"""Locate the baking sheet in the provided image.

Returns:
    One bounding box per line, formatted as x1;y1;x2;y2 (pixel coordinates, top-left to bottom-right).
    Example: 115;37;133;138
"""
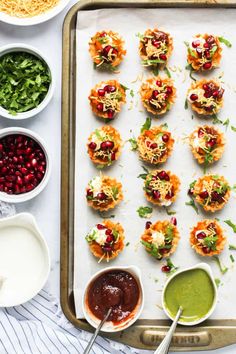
74;8;236;320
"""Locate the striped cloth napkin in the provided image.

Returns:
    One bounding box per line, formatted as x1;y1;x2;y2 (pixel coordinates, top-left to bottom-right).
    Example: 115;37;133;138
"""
0;202;146;354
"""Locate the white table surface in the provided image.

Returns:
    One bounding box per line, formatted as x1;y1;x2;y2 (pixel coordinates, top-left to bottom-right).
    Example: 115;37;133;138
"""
0;1;235;353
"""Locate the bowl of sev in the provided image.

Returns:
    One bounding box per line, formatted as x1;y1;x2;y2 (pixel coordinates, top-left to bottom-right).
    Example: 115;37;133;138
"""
0;0;71;26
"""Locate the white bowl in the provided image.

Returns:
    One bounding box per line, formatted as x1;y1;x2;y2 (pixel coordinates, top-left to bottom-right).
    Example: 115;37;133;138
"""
0;0;71;26
0;43;55;120
162;263;218;326
0;213;50;307
0;127;51;203
82;265;144;332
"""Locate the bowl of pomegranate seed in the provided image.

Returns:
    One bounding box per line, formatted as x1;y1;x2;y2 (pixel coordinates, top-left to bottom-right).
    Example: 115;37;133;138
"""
0;43;54;120
0;127;51;203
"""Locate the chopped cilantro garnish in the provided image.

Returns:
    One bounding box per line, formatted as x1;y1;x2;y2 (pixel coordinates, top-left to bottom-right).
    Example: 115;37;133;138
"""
214;278;221;287
0;52;51;114
224;219;236;233
126;242;130;247
120;84;129;91
161;123;168;129
212;114;223;125
141;117;152;133
128;137;138;151
185;199;199;214
231;184;236;193
164;207;176;216
137;206;153;218
213;256;228;274
229;244;236;251
231;125;236;132
164;67;171;78
142;59;165;66
130;89;134;98
152;67;159;76
141;240;162;259
218;36;232;48
230;254;235;263
223;118;230;130
184;99;188;110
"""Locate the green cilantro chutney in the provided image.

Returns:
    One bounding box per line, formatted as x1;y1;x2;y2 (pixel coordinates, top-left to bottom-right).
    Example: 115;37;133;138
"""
164;269;215;323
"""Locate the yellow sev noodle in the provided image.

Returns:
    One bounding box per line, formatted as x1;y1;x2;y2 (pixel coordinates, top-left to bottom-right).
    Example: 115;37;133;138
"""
0;0;60;18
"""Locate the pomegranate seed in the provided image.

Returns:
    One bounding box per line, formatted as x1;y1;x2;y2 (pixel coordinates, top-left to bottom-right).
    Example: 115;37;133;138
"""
206;138;216;148
21;167;28;175
36;172;43;180
202;247;210;254
0;144;3;152
38;165;45;173
165;190;174;199
145;221;152;229
161;265;171;273
152;39;160;48
166;86;172;95
197;232;206;239
150;143;158;149
106;235;114;243
207;36;215;44
1;167;7;174
199;190;209;199
217;89;224;99
86;189;93;197
102;45;112;56
16;176;23;186
152;190;161;200
190;93;198;101
97;103;103;111
103;245;112;253
6;175;16;182
203;42;210;48
105;229;112;235
97;224;106;230
98;89;105;96
158;171;170;181
24;174;34;184
204;91;212;98
152;90;159;99
192;40;200;48
5;182;13;188
14;185;20;194
205;50;211;59
111;152;116;161
26;184;34;192
170;217;177;226
203;84;209;91
198;128;205;137
97;192;106;200
159;54;167;61
211;191;223;202
107;109;114;119
203;62;212;70
0;177;4;183
156;80;162;87
162;134;169;143
212;90;219;98
89;142;97;150
100;32;107;37
31;158;37;168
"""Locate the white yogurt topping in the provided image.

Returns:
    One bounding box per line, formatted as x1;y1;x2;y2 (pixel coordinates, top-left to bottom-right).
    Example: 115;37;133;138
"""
90;226;107;245
152;231;165;247
90;176;102;196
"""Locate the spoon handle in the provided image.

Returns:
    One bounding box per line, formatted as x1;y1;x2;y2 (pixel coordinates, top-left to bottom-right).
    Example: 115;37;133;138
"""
154;307;182;354
83;308;112;354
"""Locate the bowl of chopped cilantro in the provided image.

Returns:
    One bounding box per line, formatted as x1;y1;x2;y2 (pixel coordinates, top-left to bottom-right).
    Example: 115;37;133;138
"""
0;43;54;119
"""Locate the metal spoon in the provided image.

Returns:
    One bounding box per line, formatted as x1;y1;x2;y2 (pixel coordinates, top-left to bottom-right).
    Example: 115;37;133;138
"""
154;307;182;354
83;308;112;354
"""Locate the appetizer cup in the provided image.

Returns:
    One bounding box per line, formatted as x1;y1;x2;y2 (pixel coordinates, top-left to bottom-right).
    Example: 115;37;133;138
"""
162;263;217;326
82;265;144;332
0;127;51;203
0;43;55;119
0;213;50;307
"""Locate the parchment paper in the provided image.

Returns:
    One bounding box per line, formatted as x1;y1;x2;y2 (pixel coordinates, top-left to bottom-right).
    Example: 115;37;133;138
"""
74;8;236;319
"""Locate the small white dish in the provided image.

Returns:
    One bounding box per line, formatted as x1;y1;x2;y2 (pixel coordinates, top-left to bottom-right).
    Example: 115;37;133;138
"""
0;0;71;26
0;127;51;203
0;43;55;120
0;213;50;307
162;263;218;326
82;265;144;332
